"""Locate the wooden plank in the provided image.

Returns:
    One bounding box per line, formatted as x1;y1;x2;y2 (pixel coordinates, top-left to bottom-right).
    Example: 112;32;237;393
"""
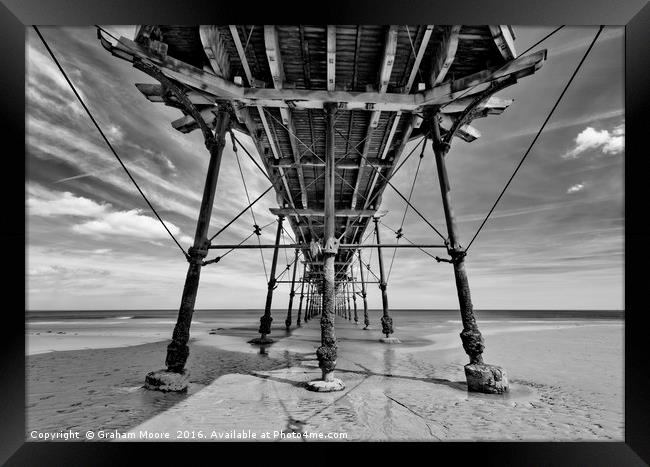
199;25;232;79
228;25;254;86
172;108;218;133
327;26;336;91
405;25;434;93
111;36;242;99
264;25;284;89
369;25;399;129
108;35;544;112
134;83;215;105
271;157;392;169
264;25;308;209
489;25;517;61
420;50;547;106
431;25;461;86
441;95;513;114
269;208;377;217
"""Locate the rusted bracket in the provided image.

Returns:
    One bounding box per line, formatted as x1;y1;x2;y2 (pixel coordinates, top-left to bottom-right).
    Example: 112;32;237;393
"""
443;76;517;146
435;247;467;265
132;58;232;150
323;237;340;254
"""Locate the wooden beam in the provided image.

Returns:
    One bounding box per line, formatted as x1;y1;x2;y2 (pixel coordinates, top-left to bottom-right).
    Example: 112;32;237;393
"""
265;25;308;209
264;25;284;89
135;83;216;105
421;50;547;106
228;25;254;86
361;25;432;217
270;157;392;169
327;25;336;91
369;25;398;129
199;25;232;79
441;95;513;114
489;25;517;61
363;113;417;210
172;108;218;133
269;208;377;217
405;25;434;93
378;26;398;93
107;33;543;113
431;25;461;86
379;24;433;160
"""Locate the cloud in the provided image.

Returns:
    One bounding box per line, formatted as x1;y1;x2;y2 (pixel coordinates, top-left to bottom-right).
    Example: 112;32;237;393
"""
27;185;109;217
28;184;192;244
563;124;624;159
567;182;585;194
72;209;184;241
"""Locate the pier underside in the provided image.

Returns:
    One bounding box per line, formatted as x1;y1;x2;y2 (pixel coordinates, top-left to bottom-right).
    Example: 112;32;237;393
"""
97;24;546;393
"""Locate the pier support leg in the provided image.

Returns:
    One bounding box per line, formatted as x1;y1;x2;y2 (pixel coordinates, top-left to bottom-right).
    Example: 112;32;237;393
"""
358;250;370;329
374;218;399;343
351;265;359;324
145;107;231;392
285;249;299;329
249;215;284;345
431;116;507;394
345;283;350;320
297;264;306;327
308;103;344;392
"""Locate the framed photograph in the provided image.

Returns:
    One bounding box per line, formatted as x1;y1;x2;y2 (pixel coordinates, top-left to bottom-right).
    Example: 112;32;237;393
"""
4;0;649;464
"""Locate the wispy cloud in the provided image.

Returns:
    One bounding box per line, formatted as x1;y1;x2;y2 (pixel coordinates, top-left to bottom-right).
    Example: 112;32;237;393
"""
28;183;193;246
563;124;624;159
566;182;585;194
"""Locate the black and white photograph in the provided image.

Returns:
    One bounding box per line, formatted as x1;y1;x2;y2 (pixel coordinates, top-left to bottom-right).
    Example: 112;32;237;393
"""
20;18;633;447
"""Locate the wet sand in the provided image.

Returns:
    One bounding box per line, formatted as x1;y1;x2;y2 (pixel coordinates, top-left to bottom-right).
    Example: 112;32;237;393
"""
26;311;624;441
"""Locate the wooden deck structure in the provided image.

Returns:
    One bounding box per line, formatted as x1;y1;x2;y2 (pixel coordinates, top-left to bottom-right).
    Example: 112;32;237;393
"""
98;24;546;393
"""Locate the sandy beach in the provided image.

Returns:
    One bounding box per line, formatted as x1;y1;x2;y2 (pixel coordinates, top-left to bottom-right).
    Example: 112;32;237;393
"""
26;310;624;441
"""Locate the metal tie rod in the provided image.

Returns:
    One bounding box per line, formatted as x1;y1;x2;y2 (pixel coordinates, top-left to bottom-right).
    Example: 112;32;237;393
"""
208;243;447;249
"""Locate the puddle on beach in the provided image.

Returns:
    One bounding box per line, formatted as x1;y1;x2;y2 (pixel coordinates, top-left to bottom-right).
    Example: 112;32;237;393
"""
463;382;539;404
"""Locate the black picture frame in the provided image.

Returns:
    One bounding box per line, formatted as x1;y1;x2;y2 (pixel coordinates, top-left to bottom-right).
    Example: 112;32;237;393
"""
3;0;649;464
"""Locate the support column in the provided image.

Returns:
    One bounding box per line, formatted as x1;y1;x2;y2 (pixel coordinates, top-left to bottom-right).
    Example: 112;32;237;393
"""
250;215;284;344
145;107;231;392
358;250;370;329
351;265;359;324
345;282;352;320
285;249;299;329
374;218;399;343
297;263;307;326
431;114;508;394
308;103;344;392
305;284;312;322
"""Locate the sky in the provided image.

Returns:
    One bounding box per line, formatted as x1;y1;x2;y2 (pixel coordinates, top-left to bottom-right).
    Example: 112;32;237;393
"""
26;26;624;311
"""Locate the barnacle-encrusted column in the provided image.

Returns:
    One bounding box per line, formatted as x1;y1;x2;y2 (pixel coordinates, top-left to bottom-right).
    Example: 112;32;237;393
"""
296;263;307;326
374;217;400;343
351;265;359;324
308;103;344;392
285;249;299;329
250;215;284;344
358;250;370;329
137;59;231;392
345;282;351;320
430;113;508;394
304;283;312;323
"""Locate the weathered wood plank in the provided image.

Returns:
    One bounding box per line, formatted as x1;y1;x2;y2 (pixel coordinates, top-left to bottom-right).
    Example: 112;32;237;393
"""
269;208;376;217
489;25;517;61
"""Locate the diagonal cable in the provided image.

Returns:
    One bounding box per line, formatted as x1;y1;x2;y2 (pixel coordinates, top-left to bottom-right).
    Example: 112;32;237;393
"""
465;26;604;252
35;25;189;259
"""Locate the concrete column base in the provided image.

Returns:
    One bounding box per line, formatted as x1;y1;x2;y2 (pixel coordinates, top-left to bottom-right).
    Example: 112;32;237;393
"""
248;335;274;345
464;363;509;394
306;378;345;392
144;369;189;392
379;337;401;344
